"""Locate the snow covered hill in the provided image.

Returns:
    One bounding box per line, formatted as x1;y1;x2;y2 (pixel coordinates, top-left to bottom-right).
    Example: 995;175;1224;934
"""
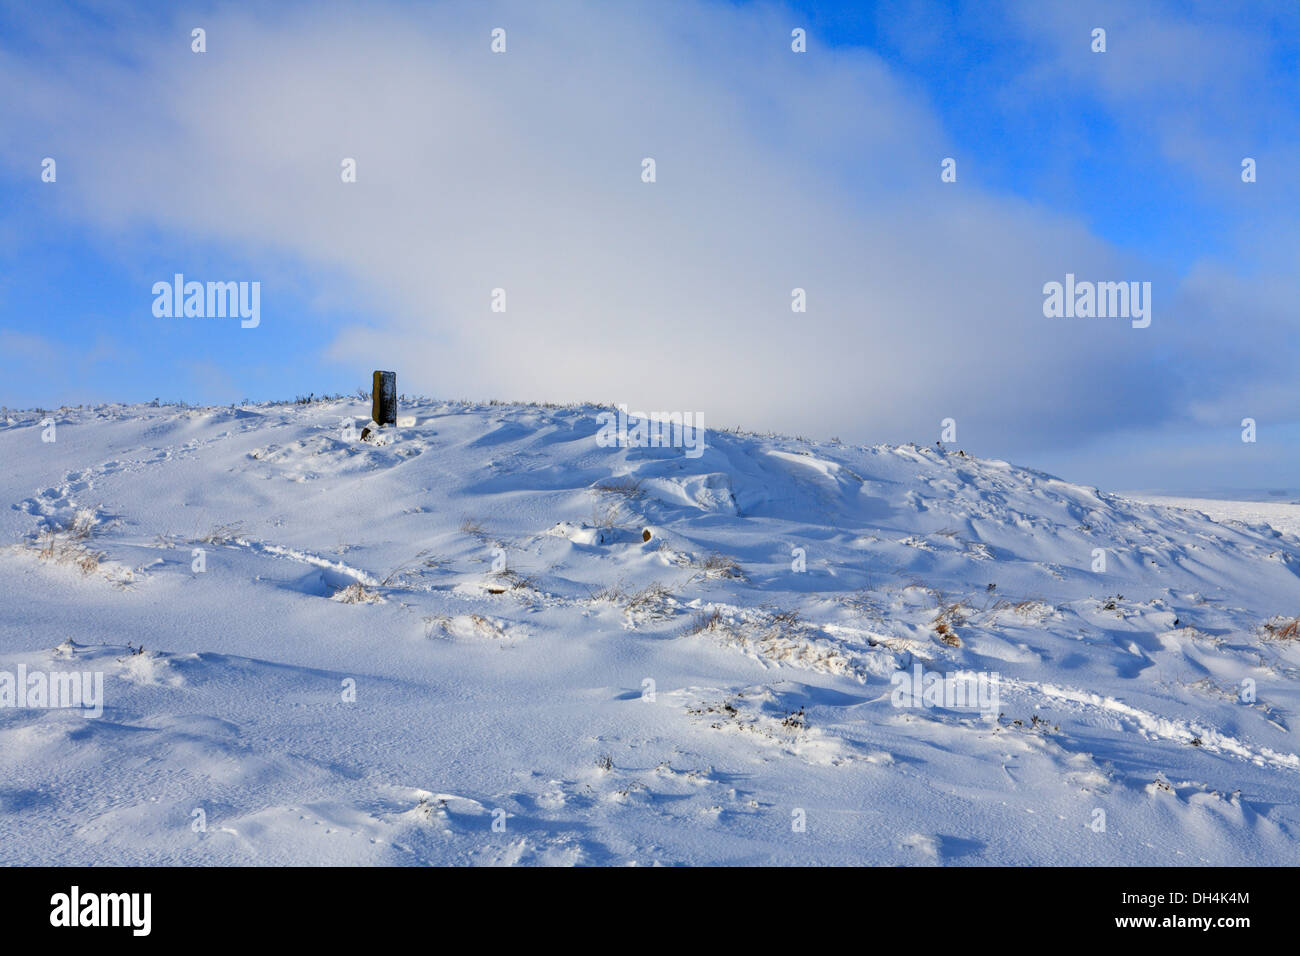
1;398;1298;865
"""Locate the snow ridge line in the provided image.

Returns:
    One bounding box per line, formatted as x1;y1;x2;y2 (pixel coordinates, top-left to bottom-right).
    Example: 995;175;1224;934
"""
227;538;381;587
1002;677;1300;772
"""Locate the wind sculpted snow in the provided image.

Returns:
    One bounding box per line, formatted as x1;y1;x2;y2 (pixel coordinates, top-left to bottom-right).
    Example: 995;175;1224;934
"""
1;399;1298;865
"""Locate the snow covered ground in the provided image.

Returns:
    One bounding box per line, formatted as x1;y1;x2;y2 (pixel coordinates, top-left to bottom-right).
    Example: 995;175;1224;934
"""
1;398;1298;865
1125;494;1300;540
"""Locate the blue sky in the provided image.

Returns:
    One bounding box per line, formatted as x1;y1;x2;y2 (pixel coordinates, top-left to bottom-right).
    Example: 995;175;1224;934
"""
1;0;1297;492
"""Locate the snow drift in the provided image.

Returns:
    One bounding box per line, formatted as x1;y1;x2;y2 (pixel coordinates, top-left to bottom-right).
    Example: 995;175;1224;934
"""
1;398;1298;865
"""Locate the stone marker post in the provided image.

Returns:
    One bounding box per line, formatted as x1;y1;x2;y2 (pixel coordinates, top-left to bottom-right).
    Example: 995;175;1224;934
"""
372;370;397;426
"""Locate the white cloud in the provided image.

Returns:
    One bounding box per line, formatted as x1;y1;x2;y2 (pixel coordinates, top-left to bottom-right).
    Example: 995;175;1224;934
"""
0;0;1293;470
